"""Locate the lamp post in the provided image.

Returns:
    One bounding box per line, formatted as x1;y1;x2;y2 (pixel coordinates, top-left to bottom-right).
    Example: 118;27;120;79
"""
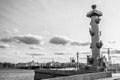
76;52;79;70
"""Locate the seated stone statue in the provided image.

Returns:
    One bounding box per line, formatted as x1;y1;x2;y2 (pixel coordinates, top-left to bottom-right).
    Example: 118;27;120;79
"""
97;57;106;72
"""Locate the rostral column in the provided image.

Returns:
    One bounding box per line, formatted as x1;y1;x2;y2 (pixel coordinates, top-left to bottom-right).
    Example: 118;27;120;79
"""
87;5;103;66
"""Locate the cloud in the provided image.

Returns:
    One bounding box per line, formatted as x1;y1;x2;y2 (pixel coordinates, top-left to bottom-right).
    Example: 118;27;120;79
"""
102;47;112;50
114;50;120;53
29;46;44;49
13;51;21;54
0;44;11;49
80;52;91;54
111;55;120;58
79;57;87;59
79;42;90;46
0;29;19;36
54;53;64;55
101;51;107;54
0;37;15;42
49;35;90;46
39;57;54;60
111;50;120;54
107;41;116;44
101;49;120;54
54;52;70;55
12;34;43;45
0;45;7;48
0;34;43;45
39;57;63;60
1;30;12;35
13;28;19;33
70;42;81;46
26;53;45;56
70;41;90;46
49;36;71;45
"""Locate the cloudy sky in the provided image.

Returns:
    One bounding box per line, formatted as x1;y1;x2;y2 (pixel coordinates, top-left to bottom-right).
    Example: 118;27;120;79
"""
0;0;120;63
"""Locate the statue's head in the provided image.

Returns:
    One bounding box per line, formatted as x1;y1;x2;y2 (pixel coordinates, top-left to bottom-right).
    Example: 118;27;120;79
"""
91;5;97;9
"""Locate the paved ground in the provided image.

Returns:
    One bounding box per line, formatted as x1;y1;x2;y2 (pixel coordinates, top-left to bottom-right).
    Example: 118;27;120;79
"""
95;73;120;80
112;73;120;77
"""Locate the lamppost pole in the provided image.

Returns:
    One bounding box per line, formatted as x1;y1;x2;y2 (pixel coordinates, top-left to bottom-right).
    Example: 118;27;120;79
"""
76;52;79;70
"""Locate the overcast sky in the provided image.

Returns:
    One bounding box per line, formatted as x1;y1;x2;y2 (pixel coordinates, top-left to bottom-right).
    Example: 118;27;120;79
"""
0;0;120;63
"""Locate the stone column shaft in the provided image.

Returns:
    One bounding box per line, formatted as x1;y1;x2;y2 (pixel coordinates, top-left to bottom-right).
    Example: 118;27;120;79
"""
87;5;103;66
91;16;100;58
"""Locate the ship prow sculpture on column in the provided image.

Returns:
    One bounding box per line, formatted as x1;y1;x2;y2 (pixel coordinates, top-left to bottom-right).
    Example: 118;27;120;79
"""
86;5;106;72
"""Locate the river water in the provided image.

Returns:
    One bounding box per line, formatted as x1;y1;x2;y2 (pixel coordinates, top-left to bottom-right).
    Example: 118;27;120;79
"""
1;69;119;80
0;69;34;80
